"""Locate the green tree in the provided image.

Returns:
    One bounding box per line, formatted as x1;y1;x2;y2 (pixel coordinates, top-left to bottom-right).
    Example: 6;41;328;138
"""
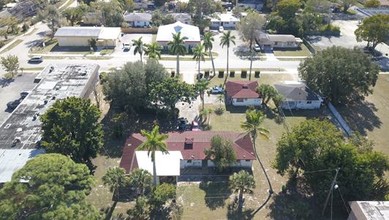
274;120;389;206
205;135;237;171
145;42;162;60
91;0;123;26
355;14;389;49
151;183;176;206
220;31;236;86
103;60;167;111
203;32;216;75
298;46;379;104
341;0;356;12
0;55;19;77
168;32;187;76
62;6;86;26
365;0;380;8
102;167;128;200
257;84;278;105
194;79;210;110
150;77;195;111
0;154;99;220
40;97;104;164
237;11;265;80
229;170;256;213
127;196;151;220
0;16;19;35
276;0;301;20
188;0;218;17
132;37;145;63
192;44;206;77
128;169;153;196
137;125;169;185
45;5;61;37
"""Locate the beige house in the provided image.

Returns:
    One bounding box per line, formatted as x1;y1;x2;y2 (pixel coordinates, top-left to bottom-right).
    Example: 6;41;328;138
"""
257;33;303;50
54;27;121;48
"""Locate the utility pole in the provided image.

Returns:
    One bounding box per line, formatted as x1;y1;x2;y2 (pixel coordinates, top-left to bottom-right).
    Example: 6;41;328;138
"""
322;168;340;216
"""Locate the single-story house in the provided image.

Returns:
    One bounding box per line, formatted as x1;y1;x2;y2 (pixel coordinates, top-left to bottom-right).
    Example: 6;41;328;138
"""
210;13;240;29
274;82;323;110
123;12;152;27
171;13;192;24
119;131;256;181
54;27;121;48
348;201;389;220
225;81;262;106
156;21;200;51
257;33;303;50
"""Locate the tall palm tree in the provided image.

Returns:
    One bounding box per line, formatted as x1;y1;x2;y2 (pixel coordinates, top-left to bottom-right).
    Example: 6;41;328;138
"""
240;109;273;195
102;167;128;201
168;32;187;76
220;31;236;87
145;42;162;60
137;125;169;186
229;170;256;213
128;168;153;196
203;32;216;75
192;44;206;77
194;79;210;110
132;37;145;63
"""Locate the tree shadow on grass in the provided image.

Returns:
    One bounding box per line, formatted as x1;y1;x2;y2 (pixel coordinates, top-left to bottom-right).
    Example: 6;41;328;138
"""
227;197;254;220
0;77;14;88
199;181;232;210
338;100;382;135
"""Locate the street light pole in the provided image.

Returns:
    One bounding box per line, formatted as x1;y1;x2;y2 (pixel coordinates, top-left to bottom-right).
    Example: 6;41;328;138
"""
322;167;340;216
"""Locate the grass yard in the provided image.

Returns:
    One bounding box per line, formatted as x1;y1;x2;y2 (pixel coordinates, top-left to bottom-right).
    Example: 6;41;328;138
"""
207;73;299;88
337;74;389;155
273;44;311;57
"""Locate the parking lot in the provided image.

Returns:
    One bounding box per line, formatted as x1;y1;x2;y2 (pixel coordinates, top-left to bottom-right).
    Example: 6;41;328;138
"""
0;74;37;125
113;34;154;56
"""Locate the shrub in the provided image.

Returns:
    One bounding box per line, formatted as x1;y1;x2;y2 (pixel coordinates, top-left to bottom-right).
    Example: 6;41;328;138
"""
319;24;340;36
365;0;380;8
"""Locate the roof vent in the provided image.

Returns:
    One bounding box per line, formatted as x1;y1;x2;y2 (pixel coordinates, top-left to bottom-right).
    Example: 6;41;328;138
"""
184;137;194;149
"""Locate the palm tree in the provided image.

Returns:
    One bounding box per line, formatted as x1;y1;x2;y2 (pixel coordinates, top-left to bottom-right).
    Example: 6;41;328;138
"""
145;42;162;60
240;109;273;195
132;37;145;63
168;32;187;76
220;31;236;87
229;170;256;213
194;79;210;110
192;44;206;77
203;32;216;75
102;167;128;200
137;125;169;186
128;169;153;196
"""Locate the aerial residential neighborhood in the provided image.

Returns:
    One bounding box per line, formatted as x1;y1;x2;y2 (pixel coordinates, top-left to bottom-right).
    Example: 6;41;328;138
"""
1;0;389;219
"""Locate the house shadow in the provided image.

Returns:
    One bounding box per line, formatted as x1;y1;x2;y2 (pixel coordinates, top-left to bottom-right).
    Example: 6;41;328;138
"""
337;100;381;135
199;180;231;210
0;77;14;88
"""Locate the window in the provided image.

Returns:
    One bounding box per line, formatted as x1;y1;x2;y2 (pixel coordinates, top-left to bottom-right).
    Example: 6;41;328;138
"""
245;160;250;162
187;160;192;163
307;101;312;104
237;98;244;102
274;42;278;45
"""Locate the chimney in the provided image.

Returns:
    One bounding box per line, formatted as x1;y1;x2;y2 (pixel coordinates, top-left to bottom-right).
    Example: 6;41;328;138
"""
184;137;194;149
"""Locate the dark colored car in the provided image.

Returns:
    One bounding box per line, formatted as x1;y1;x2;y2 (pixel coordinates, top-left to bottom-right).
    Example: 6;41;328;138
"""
177;117;189;131
20;91;29;99
7;99;21;110
28;56;43;63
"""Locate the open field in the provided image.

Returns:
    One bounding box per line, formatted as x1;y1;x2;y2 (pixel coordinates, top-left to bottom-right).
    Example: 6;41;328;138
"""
337;74;389;155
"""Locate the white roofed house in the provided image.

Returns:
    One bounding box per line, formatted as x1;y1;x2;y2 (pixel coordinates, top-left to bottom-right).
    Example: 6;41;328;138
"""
123;12;152;27
156;21;200;52
274;82;323;110
54;27;121;48
210;13;240;30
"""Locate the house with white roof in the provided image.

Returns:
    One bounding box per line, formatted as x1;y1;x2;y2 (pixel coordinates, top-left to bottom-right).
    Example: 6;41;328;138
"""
123;12;152;27
156;21;200;51
54;27;121;48
210;13;240;29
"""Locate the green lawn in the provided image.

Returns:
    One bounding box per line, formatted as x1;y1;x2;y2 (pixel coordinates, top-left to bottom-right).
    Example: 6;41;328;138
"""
273;44;311;57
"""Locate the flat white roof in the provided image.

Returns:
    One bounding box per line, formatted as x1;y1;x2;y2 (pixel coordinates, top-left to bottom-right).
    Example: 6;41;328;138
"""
156;21;200;43
135;151;182;176
98;27;121;40
350;201;389;220
0;149;45;183
211;13;240;23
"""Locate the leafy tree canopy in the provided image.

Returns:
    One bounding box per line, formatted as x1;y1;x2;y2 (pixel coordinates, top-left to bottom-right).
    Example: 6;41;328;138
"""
277;0;301;20
0;55;19;77
237;11;265;46
274;119;389;204
205;135;237;171
40;97;103;164
355;14;389;49
0;154;99;220
298;46;379;104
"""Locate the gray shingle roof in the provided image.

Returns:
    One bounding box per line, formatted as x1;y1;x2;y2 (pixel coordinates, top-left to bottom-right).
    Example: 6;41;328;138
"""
123;12;152;22
274;83;320;101
54;27;101;37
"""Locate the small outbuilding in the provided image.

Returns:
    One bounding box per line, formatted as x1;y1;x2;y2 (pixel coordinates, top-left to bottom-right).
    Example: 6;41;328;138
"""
156;21;200;51
225;81;262;106
274;82;323;110
54;27;121;48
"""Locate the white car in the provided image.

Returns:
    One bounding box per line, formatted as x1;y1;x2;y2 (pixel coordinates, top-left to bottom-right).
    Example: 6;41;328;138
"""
253;44;261;52
123;43;131;51
219;26;224;32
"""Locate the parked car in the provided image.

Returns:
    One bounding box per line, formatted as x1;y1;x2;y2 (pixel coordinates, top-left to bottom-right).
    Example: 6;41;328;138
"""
28;56;43;63
191;121;200;131
123;43;131;51
219;26;224;32
253;44;261;52
20;91;29;99
210;86;224;94
177;117;189;131
7;99;21;110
